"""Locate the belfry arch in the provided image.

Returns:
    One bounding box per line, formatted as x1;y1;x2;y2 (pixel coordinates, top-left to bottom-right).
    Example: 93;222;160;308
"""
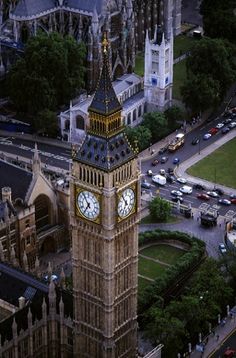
34;194;53;231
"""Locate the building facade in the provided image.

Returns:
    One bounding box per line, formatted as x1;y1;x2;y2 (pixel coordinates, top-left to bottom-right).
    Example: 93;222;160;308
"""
144;26;173;111
0;147;70;271
59;73;146;143
70;34;140;357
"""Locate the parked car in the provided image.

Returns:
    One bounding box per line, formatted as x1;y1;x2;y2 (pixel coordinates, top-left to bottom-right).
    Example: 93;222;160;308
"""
203;133;212;140
194;183;205;190
147;169;153;176
197;193;210;200
179;185;193;194
171;190;183;197
214;187;224;196
177;177;187;184
166;175;175;183
152;159;159;166
218;198;231;206
171;196;183;203
160;156;168;163
219;243;227;254
207;191;219;198
141;180;151;189
209;127;218;135
222;126;230;134
216;122;224;129
173;157;180;164
230;193;236;199
191;137;200;145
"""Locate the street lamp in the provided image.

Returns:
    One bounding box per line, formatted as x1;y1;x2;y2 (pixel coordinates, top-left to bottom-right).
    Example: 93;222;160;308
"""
198;138;201;155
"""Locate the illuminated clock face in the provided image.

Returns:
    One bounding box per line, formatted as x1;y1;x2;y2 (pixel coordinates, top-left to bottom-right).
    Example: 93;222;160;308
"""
117;188;135;218
77;191;100;220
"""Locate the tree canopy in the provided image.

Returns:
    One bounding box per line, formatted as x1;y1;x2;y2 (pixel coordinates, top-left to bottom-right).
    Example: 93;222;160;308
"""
181;38;236;113
7;32;86;114
125;126;152;152
200;0;236;44
148;197;172;222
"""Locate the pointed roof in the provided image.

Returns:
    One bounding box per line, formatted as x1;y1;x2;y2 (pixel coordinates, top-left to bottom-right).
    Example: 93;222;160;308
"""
88;33;122;116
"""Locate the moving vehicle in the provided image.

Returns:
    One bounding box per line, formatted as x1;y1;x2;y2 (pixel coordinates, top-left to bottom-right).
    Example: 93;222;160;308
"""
168;133;185;152
166;175;175;183
167;167;174;175
203;133;212;140
173;157;180;164
152;159;159;166
209;127;218;135
231;198;236;204
152;174;166;186
207;191;219;198
222;126;230;134
218;198;231;206
216;123;224;129
171;190;183;197
177;177;187;184
191;137;200;145
228;122;236;129
171;196;183;203
197;193;210;200
219;243;227;254
214;188;224;195
180;185;193;194
159;169;166;175
141;180;151;189
158;146;168;154
147;169;153;176
194;183;205;190
160;156;168;163
223;348;236;358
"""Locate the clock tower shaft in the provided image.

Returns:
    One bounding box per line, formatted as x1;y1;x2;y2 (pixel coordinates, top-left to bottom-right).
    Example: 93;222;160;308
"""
71;34;140;357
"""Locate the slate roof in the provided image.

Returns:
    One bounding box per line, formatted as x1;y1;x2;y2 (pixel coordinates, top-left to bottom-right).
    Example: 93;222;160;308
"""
12;0;103;18
0;160;32;202
75;131;136;171
88;47;122;116
0;262;73;343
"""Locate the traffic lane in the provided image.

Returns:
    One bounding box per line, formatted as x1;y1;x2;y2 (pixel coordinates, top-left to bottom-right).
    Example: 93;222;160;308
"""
0;142;70;171
211;327;236;358
0;135;71;157
141;175;235;217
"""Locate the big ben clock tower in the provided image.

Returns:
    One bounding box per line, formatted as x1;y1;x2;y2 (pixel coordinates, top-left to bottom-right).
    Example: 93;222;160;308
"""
71;33;140;357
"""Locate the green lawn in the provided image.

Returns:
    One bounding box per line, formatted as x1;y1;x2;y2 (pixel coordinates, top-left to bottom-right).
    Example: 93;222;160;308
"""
138;256;166;279
140;244;185;265
138;276;151;293
134;52;144;76
187;137;236;189
174;35;196;59
173;59;187;100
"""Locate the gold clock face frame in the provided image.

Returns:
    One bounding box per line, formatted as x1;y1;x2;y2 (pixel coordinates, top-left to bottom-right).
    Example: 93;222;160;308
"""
75;187;100;223
117;186;136;221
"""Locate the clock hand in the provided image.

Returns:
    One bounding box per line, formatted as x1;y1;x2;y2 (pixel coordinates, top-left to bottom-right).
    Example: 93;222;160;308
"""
122;194;128;206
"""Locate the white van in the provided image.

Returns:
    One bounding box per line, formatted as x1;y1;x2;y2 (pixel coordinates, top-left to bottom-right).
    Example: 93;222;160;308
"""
152;174;166;186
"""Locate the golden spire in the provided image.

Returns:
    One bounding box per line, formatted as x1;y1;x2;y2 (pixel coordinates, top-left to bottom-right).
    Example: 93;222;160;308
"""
102;31;108;54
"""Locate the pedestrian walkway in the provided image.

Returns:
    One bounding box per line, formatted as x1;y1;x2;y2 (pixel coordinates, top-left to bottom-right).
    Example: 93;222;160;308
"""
191;309;236;357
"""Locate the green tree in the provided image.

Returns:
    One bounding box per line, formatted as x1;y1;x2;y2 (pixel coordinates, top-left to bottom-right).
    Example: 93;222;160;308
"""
142;111;168;142
148;197;171;222
200;0;236;44
125;126;152;151
164;105;184;126
34;109;59;138
7;32;86;114
181;74;220;113
144;307;186;357
181;38;236;112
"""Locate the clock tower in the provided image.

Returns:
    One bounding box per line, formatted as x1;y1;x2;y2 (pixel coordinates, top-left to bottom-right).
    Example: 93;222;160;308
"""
71;33;140;357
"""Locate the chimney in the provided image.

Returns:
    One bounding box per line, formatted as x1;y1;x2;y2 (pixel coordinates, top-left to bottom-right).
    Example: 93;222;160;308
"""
18;296;26;309
2;187;12;203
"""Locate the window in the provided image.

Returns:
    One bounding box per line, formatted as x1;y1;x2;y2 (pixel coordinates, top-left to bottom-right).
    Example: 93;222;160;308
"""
76;116;85;130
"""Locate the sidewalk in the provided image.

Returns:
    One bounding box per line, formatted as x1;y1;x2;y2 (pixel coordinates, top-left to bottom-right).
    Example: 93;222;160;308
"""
191;310;236;357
